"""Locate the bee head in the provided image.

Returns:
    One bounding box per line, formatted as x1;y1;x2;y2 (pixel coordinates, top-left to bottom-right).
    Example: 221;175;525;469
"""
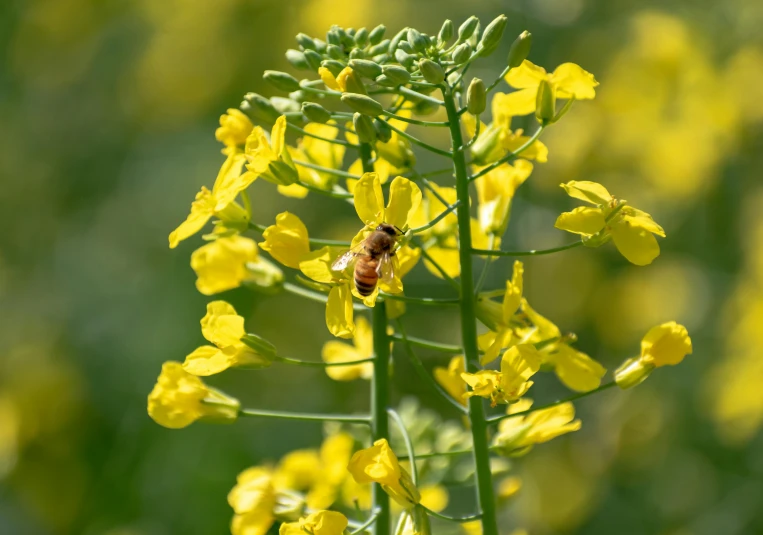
376;223;400;236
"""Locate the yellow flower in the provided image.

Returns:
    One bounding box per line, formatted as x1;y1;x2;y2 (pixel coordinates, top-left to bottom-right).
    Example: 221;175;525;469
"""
274;449;322;491
228;467;283;535
147;361;239;429
182;301;271;376
392;484;449;514
307;432;356;509
492;399;582;456
347;438;420;508
615;322;692;389
168;151;252;248
504;60;598;116
215;108;254;148
246;115;299;186
321;316;375;381
190;235;260;295
354;172;421;229
474;160;534;235
279;511;348;535
462;344;542;406
283;122;347;199
434;356;467;406
479;261;524;365
260;212;311;269
555;180;666;266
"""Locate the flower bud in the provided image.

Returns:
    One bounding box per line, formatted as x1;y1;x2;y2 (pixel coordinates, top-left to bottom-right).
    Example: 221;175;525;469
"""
458;16;480;42
326;44;343;60
418;59;445;84
296;33;316;51
303;49;323;71
467;78;486;115
320;60;344;76
285;49;310;70
374;118;392;143
263;70;301;92
412;99;440;116
614;357;655;389
312;38;327;53
354;27;369;47
508;31;532;69
244;257;284;294
407;28;428;53
353;112;377;144
452;43;472;65
382;65;411;85
535;79;556;125
478;14;507;57
395;49;415;68
388;27;409;54
469;124;503;165
301;102;331;124
341;93;384;116
349;48;364;60
326;28;342;46
270;97;300;115
369;24;386;45
240;333;278;363
374;74;394;87
438;19;454;46
349;59;383;79
368;41;389;57
475;295;506;332
398;41;413;54
337;67;367;94
242;93;280;125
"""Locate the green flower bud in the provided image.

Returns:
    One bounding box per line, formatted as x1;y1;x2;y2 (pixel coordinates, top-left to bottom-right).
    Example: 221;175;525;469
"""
407;28;428;53
412;99;440;116
535;79;556;124
418;59;445;84
388;27;409;54
270;97;300;115
303;49;323;71
614;357;655;389
285;49;309;70
458;16;480;42
368;41;389;57
508;30;532;69
349;48;364;60
302;102;332;123
369;24;386;45
240;333;278;365
374;74;394;87
320;60;344;76
374;118;392;143
349;59;383;79
470;124;503;165
326;44;344;60
395;49;415;68
438;19;454;46
341;93;384;116
478;14;507;57
263;70;301;92
353;112;377;144
296;33;316;51
242;93;280;124
452;42;472;65
398;40;413;54
313;38;327;53
354;27;369;47
382;65;411;85
326;28;342;46
467;78;487;115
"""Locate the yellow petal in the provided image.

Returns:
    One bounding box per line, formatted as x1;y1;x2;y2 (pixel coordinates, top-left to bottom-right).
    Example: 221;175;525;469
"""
560;181;613;205
319;67;340;90
641;321;692;367
182;345;232;376
500;344;542;397
299;246;345;284
482;328;515;366
260;212;311;269
505;60;547;89
622;207;666;237
212;152;250;211
270;116;288;156
322;341;371;381
423;245;461;279
201;300;245;347
433;356;467;405
354;172;385;225
384;176;422;230
277;183;309;198
169;187;215;248
326;284;355;338
555;207;606;235
547;344;606;392
550;63;598;100
493;87;537;116
611;220;661;266
191;235;259;296
503;260;524;321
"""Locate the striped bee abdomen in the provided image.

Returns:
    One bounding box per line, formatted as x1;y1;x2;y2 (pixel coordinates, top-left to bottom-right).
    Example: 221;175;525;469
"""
354;255;379;296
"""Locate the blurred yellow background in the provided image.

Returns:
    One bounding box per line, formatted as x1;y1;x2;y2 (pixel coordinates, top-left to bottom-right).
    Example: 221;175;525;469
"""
2;0;763;533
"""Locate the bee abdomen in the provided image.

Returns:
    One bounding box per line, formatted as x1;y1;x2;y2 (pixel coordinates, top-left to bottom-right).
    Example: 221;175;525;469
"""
354;257;379;296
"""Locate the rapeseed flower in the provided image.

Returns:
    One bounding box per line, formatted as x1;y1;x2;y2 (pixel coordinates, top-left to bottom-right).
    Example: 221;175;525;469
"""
216;109;254;149
245;115;299;186
434;356;467;406
191;235;260;295
461;344;542;406
320;316;375;380
347;438;420;508
492;399;581;456
504;60;598;116
279;511;348;535
615;321;692;388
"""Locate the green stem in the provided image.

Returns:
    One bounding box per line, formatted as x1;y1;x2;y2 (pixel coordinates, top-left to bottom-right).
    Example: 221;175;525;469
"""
486;65;511;93
474;233;496;293
398;86;444;106
287;122;357;148
443;84;498;535
273;355;375;368
468;126;545;183
414;167;453;179
293;159;361;179
472;241;583;256
382;119;453;158
296;180;354;199
389;333;462;354
422;507;482;523
381;110;449;127
388;408;418;485
409;201;460;234
397;448;473;460
282;282;365;311
487;381;617;424
350;512;380;535
380;293;460;306
238;408;370;424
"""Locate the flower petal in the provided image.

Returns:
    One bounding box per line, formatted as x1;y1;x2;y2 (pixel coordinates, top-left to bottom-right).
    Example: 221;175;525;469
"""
555;207;606;235
547;344;606;392
622;207;666;237
182;345;232;376
505;60;547;89
551;63;598;100
212;152;250;211
641;321;692;367
201;300;245;347
326;284;355;338
354;173;385;225
299;246;344;284
384;177;422;230
493;87;537;117
560;181;613;205
168;187;215;249
611;220;661;266
260;212;311;269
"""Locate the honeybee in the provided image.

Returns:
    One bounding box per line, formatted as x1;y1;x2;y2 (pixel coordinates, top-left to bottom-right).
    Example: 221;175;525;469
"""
332;223;401;296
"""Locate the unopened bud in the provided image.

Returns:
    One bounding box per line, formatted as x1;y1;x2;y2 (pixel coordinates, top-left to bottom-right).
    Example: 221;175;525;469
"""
353;113;377;144
295;33;316;51
285;49;309;70
615;357;655;389
354;27;369;47
395;49;415;68
349;48;364;60
467;78;487;115
508;31;532;69
341;93;384;116
263;70;301;92
535;79;556;124
382;65;411;85
239;333;277;366
388;27;409;54
407;28;428;53
303;49;323;71
326;44;344;60
369;24;386;45
418;59;445;84
452;43;472;65
244;258;284;295
320;60;344;76
438;19;454;46
326;28;342;46
478;14;507;57
368;41;389;57
242;93;280;124
458;16;480;42
302;102;332;123
349;59;383;79
374;118;392;143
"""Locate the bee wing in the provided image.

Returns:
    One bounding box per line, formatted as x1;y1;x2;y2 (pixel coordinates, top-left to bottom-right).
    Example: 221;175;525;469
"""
331;241;366;272
377;252;396;283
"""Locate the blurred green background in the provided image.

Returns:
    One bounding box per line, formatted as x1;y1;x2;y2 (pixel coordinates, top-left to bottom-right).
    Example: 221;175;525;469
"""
2;0;763;534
